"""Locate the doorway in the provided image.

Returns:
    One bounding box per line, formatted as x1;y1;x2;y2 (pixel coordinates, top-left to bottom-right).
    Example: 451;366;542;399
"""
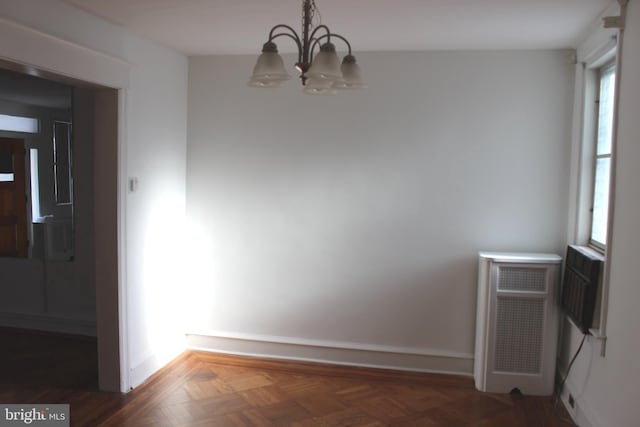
0;65;121;392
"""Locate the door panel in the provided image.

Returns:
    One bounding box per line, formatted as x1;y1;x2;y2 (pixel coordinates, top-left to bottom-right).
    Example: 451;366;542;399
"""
0;138;28;257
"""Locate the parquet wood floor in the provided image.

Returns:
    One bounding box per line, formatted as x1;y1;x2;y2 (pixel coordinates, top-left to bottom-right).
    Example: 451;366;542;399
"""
0;328;575;426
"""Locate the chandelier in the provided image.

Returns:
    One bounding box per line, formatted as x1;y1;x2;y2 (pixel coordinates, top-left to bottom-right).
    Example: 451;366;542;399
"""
248;0;366;94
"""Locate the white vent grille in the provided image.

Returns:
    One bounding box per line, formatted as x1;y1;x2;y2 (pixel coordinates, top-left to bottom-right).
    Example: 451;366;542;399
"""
498;267;546;292
494;297;544;374
475;252;560;395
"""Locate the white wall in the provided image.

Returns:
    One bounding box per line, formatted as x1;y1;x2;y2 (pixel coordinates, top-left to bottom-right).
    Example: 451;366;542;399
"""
186;50;575;372
561;1;640;426
0;0;189;390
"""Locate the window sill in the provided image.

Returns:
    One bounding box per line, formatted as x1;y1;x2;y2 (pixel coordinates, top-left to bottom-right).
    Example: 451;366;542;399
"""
586;242;606;256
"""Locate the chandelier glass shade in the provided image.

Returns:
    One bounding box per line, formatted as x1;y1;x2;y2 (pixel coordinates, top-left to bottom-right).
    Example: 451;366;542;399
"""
248;0;365;94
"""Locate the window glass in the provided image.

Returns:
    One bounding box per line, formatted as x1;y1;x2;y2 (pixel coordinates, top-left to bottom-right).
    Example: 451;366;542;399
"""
0;114;39;134
596;67;615;156
591;158;610;246
590;65;616;248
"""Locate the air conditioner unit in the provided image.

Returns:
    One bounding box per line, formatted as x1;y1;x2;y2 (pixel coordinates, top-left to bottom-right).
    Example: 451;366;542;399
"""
474;252;562;396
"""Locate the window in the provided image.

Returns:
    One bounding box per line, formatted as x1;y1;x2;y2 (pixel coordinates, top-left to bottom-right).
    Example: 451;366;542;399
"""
0;114;39;182
589;64;616;249
0;113;39;134
30;148;41;220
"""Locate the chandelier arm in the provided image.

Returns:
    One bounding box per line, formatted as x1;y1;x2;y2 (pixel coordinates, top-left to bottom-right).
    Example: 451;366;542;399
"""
308;24;332;46
270;32;304;62
309;38;321;60
268;24;302;45
326;33;352;55
309;33;352;60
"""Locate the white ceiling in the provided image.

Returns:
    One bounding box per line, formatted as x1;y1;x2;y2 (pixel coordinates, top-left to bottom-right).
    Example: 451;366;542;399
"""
63;0;612;55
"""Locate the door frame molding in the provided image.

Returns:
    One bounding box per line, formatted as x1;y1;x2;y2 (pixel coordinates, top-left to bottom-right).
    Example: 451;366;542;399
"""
0;17;131;392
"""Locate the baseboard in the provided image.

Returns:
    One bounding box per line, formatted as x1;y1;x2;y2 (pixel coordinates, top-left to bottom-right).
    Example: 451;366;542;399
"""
129;346;185;390
558;369;603;427
129;353;161;390
186;331;474;376
0;311;96;336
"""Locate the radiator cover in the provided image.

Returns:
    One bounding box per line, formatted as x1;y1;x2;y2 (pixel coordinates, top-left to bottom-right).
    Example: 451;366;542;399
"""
474;252;562;396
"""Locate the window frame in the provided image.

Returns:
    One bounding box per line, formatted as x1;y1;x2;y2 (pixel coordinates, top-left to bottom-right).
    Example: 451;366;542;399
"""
52;120;73;206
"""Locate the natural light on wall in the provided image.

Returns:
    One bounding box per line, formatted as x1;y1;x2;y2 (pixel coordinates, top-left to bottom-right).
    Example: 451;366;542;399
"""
0;113;39;134
142;190;188;363
183;218;216;330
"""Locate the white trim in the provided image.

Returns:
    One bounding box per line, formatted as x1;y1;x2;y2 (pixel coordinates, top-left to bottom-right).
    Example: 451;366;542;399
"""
192;330;474;359
598;0;627;359
0;17;130;88
566;61;586;245
186;331;474;376
558;367;604;427
0;16;131;393
582;37;618;68
117;88;130;392
129;353;160;389
129;346;185;389
0;311;96;336
576;2;620;64
128;353;164;389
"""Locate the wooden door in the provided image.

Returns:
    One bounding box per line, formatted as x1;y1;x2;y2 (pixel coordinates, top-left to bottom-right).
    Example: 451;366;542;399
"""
0;138;28;257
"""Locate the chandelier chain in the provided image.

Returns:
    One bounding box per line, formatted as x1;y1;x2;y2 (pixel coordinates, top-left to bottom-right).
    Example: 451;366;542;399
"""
311;0;322;27
301;0;322;40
